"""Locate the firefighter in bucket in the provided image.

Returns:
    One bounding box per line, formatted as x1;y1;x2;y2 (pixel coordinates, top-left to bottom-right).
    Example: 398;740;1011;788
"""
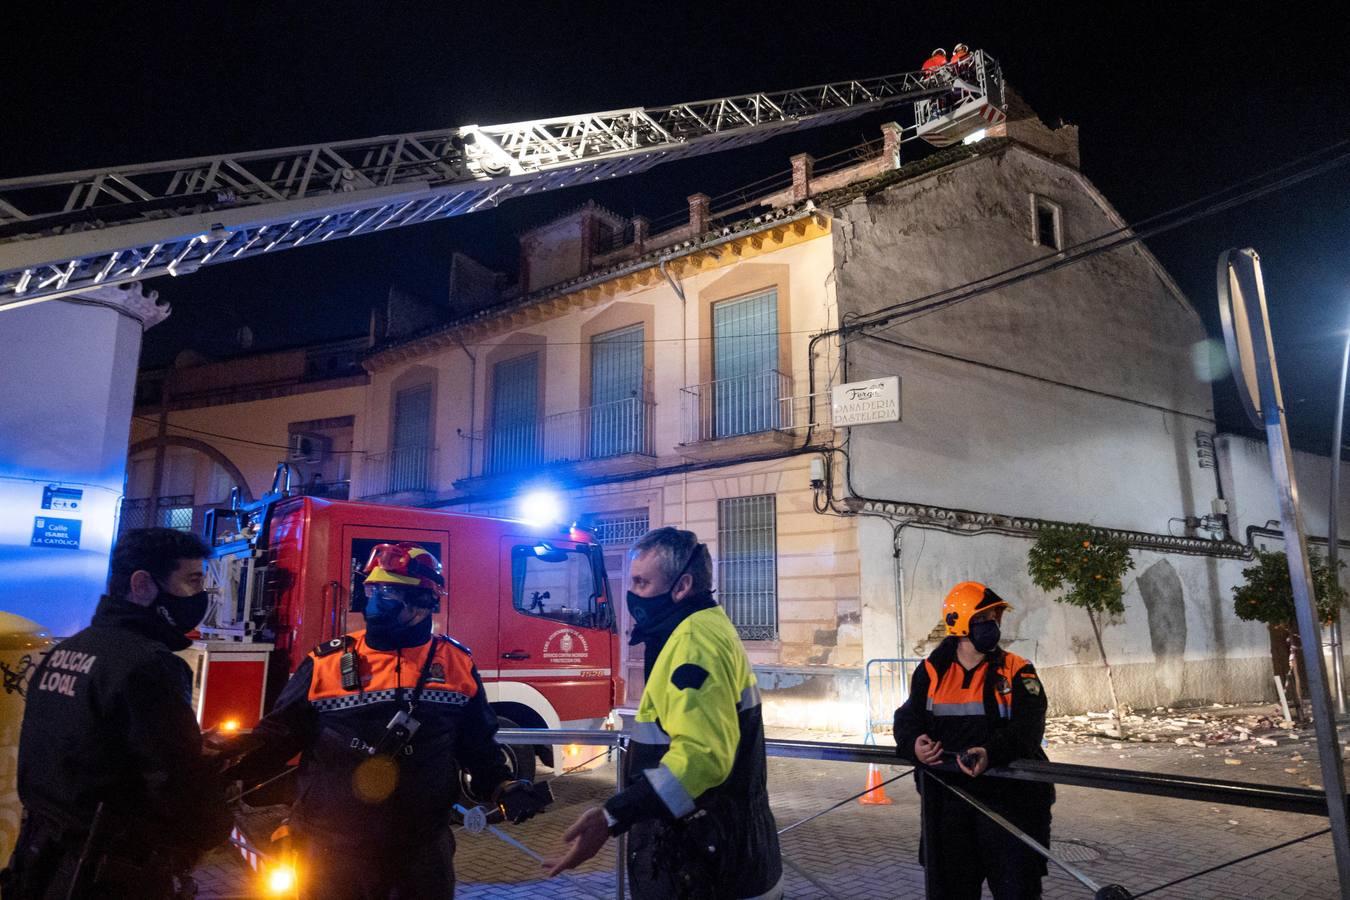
222;543;550;898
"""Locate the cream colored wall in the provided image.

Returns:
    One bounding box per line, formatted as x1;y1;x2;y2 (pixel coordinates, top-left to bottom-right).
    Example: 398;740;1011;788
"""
130;384;365;499
358;225;838;499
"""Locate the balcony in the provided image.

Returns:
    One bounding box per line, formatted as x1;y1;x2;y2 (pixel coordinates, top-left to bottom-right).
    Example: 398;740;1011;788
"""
477;396;655;478
358;446;437;499
679;370;797;459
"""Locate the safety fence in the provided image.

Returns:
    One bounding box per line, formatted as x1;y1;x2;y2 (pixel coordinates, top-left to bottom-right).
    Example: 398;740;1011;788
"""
480;728;1344;900
222;728;1343;899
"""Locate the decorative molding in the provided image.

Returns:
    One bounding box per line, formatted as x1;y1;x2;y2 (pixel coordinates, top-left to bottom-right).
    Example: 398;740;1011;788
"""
73;281;171;329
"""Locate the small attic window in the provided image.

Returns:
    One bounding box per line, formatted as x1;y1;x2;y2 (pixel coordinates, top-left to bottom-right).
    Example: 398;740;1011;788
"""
1032;195;1062;250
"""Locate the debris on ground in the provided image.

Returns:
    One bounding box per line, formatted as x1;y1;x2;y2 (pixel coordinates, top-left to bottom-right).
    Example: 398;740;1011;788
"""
1045;702;1347;752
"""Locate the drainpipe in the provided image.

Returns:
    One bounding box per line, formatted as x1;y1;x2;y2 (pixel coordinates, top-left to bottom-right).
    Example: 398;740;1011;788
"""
660;257;690;526
453;333;477;478
892;520;909;664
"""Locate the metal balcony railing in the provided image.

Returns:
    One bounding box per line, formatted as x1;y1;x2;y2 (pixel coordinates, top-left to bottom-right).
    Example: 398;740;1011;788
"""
359;446;436;497
483;396;654;476
681;370;792;444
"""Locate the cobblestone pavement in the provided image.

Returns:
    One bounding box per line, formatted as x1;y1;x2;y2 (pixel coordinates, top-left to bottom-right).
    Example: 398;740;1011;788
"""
196;714;1346;898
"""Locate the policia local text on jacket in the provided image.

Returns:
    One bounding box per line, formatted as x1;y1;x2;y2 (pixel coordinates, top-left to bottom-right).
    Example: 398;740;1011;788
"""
894;596;1055;899
227;624;512;898
604;591;783;900
2;596;230;899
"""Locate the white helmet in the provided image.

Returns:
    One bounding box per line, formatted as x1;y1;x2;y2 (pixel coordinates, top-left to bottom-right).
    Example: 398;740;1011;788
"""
954;43;969;53
932;48;946;57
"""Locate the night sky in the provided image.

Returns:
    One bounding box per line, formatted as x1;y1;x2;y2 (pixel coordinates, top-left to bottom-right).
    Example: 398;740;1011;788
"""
7;3;1350;451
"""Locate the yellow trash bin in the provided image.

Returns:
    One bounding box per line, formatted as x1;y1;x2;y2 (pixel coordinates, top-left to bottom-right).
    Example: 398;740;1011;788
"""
0;612;52;867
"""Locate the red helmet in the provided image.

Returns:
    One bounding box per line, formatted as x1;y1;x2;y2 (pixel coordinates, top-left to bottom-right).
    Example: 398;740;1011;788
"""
363;543;445;597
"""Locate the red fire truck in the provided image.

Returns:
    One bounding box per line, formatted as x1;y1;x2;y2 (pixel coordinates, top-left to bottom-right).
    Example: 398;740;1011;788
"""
184;479;622;781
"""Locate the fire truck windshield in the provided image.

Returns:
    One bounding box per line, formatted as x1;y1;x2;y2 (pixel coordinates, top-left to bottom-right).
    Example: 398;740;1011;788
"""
511;544;600;629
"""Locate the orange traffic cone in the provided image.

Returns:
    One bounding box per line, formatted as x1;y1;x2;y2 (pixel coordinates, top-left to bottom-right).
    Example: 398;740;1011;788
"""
858;762;893;805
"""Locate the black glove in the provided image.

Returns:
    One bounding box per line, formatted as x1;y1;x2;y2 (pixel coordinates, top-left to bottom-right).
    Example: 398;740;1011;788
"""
494;779;554;824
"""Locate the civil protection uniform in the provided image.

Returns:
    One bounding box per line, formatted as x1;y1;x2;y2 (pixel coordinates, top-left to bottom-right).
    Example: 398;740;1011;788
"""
232;628;511;900
604;593;782;900
893;584;1054;900
2;596;230;899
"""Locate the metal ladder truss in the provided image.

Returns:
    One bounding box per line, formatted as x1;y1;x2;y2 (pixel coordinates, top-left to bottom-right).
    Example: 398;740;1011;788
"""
0;54;1003;307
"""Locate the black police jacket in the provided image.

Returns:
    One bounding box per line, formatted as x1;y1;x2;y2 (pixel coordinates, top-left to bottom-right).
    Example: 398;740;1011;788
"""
15;596;230;862
229;629;512;851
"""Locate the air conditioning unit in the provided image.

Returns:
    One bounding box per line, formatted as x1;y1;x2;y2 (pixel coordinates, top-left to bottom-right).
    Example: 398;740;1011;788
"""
288;432;331;464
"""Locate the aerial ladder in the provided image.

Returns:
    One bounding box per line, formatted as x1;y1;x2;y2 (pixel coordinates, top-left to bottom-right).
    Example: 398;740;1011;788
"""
0;51;1003;309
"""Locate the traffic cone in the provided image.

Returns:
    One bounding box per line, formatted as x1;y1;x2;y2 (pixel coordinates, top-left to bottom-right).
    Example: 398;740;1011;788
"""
858;762;893;805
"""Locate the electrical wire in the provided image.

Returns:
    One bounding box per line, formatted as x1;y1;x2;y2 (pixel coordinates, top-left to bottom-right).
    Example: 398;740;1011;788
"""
132;415;366;454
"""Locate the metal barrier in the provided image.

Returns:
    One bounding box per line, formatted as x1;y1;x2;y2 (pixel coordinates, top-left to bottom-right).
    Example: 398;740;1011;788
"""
485;728;1347;899
863;657;925;741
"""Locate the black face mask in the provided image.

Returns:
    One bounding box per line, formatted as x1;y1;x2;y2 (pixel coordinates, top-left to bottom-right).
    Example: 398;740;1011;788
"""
970;619;1001;654
363;585;436;649
627;545;701;628
152;581;210;634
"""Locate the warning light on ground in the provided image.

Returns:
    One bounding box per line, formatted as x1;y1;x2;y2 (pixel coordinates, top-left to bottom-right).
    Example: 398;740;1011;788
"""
221;718;241;733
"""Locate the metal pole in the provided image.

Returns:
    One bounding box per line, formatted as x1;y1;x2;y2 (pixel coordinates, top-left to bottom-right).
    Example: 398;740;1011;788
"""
1329;326;1350;714
614;741;626;900
1236;255;1350;895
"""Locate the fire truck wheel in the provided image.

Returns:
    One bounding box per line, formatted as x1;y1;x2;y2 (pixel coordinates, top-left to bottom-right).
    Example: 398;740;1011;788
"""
459;715;536;801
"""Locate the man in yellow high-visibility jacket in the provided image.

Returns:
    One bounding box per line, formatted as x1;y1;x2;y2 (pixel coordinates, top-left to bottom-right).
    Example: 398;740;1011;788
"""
545;527;782;900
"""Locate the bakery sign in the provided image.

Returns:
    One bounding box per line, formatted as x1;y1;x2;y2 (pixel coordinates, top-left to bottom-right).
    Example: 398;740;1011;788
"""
830;376;901;426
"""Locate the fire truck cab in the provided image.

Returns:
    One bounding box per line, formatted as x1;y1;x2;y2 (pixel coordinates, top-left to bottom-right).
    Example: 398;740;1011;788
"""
184;484;621;779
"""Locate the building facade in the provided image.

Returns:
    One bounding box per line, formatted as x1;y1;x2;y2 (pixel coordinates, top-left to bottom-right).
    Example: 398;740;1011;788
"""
125;107;1349;727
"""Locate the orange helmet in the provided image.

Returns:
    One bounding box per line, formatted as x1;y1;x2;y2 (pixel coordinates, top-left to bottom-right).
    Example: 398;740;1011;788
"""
942;581;1012;637
363;543;445;597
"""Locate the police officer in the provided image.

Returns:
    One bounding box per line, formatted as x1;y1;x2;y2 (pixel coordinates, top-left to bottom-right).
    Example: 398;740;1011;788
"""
223;543;543;899
545;527;783;900
2;528;230;899
894;582;1054;899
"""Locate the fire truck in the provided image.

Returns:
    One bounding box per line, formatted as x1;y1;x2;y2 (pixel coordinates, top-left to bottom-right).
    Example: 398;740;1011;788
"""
184;467;621;782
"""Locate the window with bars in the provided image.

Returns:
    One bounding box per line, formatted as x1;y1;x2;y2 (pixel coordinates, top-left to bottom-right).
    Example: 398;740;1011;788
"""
391;384;432;492
489;354;540;474
717;495;777;640
588;512;650;546
589;324;646;458
712;290;780;438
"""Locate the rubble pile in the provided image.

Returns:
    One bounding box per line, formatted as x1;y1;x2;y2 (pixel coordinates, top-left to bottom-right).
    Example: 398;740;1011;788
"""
1045;703;1299;748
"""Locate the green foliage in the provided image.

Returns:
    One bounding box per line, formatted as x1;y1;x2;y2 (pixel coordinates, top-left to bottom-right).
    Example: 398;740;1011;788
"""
1027;524;1135;616
1232;550;1345;628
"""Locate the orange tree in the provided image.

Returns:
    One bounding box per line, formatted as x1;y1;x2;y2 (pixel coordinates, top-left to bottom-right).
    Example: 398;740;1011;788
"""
1232;549;1345;707
1027;524;1134;731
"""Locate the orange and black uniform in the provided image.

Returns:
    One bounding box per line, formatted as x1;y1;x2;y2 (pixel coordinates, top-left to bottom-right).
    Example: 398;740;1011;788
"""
894;638;1054;900
922;52;948;74
231;629;511;899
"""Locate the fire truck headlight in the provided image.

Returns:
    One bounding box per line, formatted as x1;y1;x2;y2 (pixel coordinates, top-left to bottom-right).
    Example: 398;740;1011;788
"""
519;490;563;526
266;863;297;894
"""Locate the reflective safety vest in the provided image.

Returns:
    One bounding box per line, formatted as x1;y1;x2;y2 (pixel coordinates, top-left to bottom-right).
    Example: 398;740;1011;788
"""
615;605;783;898
921;649;1032;725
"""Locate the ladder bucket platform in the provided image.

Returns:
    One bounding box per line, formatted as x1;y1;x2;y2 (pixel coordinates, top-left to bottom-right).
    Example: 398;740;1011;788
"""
914;95;1007;147
912;50;1007;148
